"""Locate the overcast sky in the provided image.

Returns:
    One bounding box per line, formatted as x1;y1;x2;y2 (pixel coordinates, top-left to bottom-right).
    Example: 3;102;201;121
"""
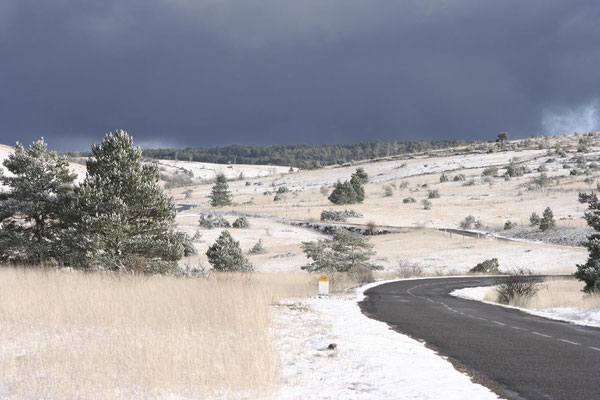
1;0;599;151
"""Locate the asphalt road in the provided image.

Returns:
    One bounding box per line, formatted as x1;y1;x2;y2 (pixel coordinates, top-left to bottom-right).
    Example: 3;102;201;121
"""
359;277;600;400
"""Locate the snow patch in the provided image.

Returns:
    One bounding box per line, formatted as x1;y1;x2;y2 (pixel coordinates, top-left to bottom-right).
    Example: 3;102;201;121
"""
274;281;498;399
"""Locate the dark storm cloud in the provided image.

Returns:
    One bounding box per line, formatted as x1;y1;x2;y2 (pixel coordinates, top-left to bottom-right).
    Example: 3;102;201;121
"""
1;0;599;150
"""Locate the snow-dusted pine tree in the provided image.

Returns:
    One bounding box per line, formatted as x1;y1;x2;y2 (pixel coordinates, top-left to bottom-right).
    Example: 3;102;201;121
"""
206;230;253;271
0;138;76;264
210;173;232;207
577;192;600;292
66;130;183;273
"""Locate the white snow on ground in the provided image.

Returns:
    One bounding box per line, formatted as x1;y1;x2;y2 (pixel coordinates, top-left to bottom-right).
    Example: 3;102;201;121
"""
261;149;547;191
274;281;499;400
156;159;294;181
452;286;600;328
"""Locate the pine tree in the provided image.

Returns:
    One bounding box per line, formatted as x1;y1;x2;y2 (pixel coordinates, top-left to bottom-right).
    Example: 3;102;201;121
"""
576;193;600;292
301;229;379;273
210;173;232;207
0;138;76;264
66;130;184;273
328;180;358;204
353;168;369;184
206;230;253;271
350;174;365;202
539;207;555;231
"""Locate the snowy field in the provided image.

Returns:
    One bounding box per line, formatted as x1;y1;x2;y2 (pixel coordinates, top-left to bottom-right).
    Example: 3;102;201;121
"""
274;281;498;399
156;159;294;182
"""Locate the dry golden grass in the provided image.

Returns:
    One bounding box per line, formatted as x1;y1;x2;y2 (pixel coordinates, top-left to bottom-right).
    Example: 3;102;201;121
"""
484;279;600;310
0;267;314;399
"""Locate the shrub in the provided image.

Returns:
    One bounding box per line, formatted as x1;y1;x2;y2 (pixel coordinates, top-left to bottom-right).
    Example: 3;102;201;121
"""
276;186;290;194
321;210;346;222
530;173;550;189
162;172;194;189
453;174;466;181
232;216;250;229
395;259;424;278
206;231;253;272
198;213;231;229
427;189;440;199
439;172;449;183
248;239;266;255
179;232;197;257
403;197;416;204
529;212;541;226
539;207;556;231
470;258;500;273
422;199;432;210
459;215;483;229
273;192;283;202
504;220;516;230
366;221;377;231
383;185;394;197
482;166;498;177
459;215;477;229
191;229;203;241
495;269;542;304
505;159;526;177
320;185;330;196
320;209;362;222
462;179;476;186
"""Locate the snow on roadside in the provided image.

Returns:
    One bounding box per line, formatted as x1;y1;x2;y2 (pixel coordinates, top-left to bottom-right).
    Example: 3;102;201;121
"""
452;286;600;328
273;282;499;400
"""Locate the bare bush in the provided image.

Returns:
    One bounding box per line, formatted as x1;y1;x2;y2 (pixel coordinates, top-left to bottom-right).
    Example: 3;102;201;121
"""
496;269;543;304
395;259;424;278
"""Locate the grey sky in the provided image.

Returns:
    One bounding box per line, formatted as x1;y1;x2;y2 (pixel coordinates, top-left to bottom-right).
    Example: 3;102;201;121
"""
1;0;599;150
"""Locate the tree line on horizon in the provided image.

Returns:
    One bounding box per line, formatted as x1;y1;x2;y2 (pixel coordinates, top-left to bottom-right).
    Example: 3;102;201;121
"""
127;139;470;169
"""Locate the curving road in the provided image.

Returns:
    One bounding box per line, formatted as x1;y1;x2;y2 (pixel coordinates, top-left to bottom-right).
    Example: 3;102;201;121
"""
359;277;600;400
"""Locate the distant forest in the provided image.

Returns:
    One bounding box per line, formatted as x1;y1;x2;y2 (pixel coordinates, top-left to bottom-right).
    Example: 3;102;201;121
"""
139;140;474;169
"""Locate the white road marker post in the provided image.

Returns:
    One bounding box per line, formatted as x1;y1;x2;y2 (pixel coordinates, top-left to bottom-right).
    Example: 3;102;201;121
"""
318;275;329;296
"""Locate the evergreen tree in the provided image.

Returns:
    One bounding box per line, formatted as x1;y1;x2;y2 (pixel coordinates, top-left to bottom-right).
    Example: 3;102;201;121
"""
210;173;232;207
328;180;358;205
352;168;369;184
350;174;365;202
576;192;600;292
301;229;379;273
497;132;509;143
0;138;76;264
539;207;556;231
206;230;253;271
66;130;183;273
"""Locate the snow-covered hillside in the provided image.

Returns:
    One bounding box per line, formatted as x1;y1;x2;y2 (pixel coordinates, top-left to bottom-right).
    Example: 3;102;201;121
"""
156;159;294;182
